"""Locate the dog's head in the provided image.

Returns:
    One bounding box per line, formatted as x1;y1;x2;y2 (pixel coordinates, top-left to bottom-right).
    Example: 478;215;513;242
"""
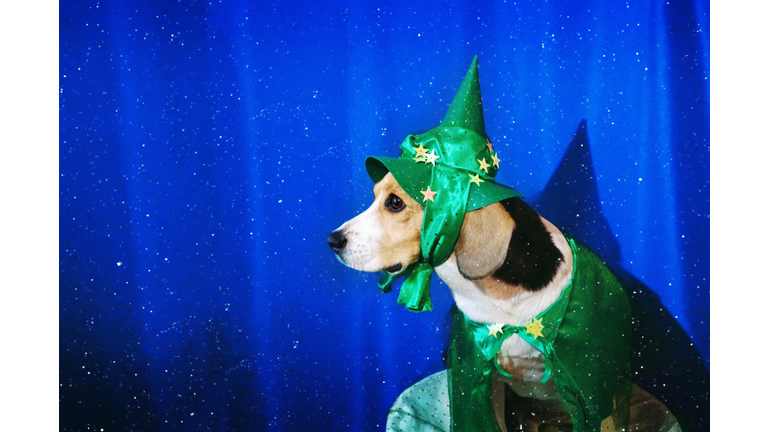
327;172;513;280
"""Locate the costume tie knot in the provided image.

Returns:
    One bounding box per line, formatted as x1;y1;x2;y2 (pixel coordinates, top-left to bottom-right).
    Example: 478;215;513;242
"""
482;319;554;384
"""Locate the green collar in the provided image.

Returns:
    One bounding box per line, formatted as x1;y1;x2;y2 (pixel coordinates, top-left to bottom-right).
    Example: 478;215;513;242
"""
464;237;578;383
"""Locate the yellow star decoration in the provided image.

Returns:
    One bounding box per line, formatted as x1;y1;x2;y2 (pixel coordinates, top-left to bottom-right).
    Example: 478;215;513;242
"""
491;153;501;169
468;173;484;186
420;185;437;202
413;144;429;159
487;323;504;338
524;317;544;340
423;150;440;166
477;158;491;173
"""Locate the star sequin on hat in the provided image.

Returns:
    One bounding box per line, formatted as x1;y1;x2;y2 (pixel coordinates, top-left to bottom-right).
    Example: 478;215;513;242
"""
420;186;437;202
363;56;525;312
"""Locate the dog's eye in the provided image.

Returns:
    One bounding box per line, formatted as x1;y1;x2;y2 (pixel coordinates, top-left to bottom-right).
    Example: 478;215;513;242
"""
385;194;406;212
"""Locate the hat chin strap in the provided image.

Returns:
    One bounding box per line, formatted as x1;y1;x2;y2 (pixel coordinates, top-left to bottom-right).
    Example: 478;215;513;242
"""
375;259;435;312
397;262;435;312
421;166;472;264
377;165;472;312
376;259;433;311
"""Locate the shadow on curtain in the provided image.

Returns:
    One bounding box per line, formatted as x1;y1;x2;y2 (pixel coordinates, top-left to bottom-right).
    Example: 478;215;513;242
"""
531;121;709;431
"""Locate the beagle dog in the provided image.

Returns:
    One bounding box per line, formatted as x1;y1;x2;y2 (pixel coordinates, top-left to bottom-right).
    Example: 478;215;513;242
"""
328;172;680;432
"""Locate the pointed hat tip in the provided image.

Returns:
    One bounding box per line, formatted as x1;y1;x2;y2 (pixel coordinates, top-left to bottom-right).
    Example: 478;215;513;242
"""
441;55;486;136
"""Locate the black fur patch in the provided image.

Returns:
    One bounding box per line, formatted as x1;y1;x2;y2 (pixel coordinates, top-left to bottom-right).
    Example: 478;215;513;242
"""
492;198;564;291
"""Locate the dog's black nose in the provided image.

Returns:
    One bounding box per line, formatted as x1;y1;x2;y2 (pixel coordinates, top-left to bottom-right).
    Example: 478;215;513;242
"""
327;230;347;253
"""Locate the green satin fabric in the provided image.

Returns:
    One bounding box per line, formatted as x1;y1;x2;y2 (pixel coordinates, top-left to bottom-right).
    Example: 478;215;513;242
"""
377;261;435;312
372;128;521;312
447;237;632;432
465;236;578;384
398;262;435;312
365;126;521;215
422;163;473;266
366;56;524;313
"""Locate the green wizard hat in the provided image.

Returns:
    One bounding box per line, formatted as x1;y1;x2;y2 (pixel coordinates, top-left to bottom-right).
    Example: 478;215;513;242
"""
366;56;523;312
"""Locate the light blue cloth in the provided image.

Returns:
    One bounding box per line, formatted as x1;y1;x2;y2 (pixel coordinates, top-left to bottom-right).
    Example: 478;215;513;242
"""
386;370;682;432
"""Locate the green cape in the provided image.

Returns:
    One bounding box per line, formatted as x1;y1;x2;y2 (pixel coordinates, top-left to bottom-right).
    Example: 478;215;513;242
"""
447;237;632;432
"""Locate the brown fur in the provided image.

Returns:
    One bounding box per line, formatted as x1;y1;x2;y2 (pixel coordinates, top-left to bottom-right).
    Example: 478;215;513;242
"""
454;201;515;280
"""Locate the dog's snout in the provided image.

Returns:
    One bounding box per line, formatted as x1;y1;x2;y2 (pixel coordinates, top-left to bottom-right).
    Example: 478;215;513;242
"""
327;230;347;253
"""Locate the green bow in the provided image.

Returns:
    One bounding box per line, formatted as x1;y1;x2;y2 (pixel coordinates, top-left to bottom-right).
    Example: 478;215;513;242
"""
469;318;557;383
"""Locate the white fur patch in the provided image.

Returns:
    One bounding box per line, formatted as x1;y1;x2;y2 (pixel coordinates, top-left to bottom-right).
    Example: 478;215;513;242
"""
435;219;573;401
334;194;386;272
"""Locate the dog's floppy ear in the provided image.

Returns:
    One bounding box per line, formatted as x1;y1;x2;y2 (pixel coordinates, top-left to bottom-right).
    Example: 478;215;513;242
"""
454;202;514;280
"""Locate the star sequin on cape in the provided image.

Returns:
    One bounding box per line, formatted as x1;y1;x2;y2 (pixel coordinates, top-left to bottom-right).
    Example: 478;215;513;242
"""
524;317;544;340
487;323;504;338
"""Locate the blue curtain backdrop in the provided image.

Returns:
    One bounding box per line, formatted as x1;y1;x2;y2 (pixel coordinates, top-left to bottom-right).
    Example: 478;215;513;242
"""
60;0;709;430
